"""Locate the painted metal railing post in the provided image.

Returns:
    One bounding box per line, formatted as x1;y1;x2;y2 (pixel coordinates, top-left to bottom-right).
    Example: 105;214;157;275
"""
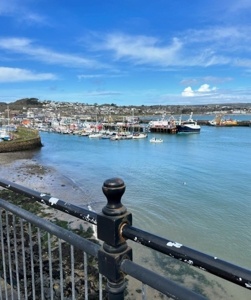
97;178;132;300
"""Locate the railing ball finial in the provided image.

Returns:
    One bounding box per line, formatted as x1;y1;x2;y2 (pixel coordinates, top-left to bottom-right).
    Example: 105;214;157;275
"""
102;177;126;216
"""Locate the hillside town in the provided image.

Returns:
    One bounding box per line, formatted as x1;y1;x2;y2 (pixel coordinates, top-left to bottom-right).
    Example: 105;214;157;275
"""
1;98;251;128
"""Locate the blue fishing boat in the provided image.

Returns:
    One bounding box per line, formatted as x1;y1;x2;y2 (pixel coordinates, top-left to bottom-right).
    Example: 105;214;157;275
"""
176;112;200;133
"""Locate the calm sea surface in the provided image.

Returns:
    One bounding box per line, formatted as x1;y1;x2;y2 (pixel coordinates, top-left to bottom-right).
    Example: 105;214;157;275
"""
32;115;251;298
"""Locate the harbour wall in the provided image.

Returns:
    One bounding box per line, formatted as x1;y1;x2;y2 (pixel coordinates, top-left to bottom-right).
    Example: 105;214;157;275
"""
0;136;42;153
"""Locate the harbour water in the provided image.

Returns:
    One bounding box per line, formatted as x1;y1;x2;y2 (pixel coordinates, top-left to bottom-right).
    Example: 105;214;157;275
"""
33;120;251;299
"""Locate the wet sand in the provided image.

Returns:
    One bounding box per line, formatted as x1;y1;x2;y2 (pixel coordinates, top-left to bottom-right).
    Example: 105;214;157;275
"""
0;151;93;231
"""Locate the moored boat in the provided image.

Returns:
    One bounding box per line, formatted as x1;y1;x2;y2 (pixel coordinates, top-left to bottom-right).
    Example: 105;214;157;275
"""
89;132;102;138
110;134;122;140
176;112;200;133
220;118;238;126
150;137;163;143
149;114;177;131
101;134;112;139
208;114;237;126
0;130;11;141
132;133;148;139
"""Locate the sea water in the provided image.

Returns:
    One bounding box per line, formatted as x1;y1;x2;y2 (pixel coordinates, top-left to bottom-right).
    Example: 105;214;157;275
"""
34;121;251;298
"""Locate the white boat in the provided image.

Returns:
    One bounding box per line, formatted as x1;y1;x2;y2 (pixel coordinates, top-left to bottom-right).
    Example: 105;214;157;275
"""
110;134;122;140
150;137;163;143
101;133;112;139
149;114;177;131
176;112;200;133
132;133;148;139
80;131;91;136
0;130;11;141
120;131;133;139
89;132;102;138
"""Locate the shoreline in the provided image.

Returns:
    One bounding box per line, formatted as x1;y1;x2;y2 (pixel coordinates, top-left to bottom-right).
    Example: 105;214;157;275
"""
0;151;91;203
0;151;95;232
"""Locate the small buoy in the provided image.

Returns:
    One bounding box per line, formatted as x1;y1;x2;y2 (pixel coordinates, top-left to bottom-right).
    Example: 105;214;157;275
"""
183;182;186;185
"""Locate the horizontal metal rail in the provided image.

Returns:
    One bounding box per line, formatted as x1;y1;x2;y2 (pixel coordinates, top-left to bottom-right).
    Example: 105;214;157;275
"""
122;225;251;290
0;197;207;300
0;197;100;258
1;177;251;296
0;178;98;225
120;259;208;300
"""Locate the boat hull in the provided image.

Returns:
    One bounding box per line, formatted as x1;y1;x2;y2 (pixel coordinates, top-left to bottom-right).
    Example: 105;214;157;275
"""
176;125;200;133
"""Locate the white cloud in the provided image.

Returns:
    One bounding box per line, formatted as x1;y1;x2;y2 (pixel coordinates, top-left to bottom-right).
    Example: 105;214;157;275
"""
0;67;56;82
182;84;217;97
180;79;199;85
84;90;122;97
180;77;233;85
94;30;245;68
197;84;216;92
0;38;107;69
100;33;182;66
182;87;195;97
78;74;102;80
19;13;47;25
0;1;47;25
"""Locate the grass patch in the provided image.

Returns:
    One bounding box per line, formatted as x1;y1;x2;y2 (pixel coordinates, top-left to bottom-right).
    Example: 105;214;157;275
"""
11;126;39;141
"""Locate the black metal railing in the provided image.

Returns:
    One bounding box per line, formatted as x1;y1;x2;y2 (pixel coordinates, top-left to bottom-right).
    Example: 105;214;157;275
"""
0;177;251;299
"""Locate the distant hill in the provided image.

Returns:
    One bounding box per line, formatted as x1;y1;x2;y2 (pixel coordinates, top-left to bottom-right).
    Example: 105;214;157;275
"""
0;98;43;112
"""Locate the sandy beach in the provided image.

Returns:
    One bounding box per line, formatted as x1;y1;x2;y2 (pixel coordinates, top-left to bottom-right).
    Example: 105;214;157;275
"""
0;151;94;231
0;152;82;200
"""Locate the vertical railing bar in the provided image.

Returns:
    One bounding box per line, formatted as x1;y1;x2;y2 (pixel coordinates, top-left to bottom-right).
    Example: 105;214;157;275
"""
6;214;14;300
99;273;103;300
13;215;21;300
28;223;36;300
48;233;53;300
1;211;8;299
6;211;14;300
58;239;64;300
0;209;6;300
142;283;146;300
84;252;88;300
20;218;28;299
71;245;75;299
37;228;44;300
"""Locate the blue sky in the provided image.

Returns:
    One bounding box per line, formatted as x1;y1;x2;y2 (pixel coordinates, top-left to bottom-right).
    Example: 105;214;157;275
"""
1;0;251;106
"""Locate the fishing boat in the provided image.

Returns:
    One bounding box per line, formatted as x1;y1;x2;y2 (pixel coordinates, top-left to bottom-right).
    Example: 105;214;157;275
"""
208;113;237;126
176;112;200;133
150;137;163;143
132;133;148;139
208;114;223;126
220;118;238;126
149;114;177;131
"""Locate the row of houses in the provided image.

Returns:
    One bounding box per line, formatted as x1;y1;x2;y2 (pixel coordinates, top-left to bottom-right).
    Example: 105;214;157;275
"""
0;99;251;128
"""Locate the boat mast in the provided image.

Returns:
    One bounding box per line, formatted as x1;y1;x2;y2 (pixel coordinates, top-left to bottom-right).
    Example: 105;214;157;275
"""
132;108;134;133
